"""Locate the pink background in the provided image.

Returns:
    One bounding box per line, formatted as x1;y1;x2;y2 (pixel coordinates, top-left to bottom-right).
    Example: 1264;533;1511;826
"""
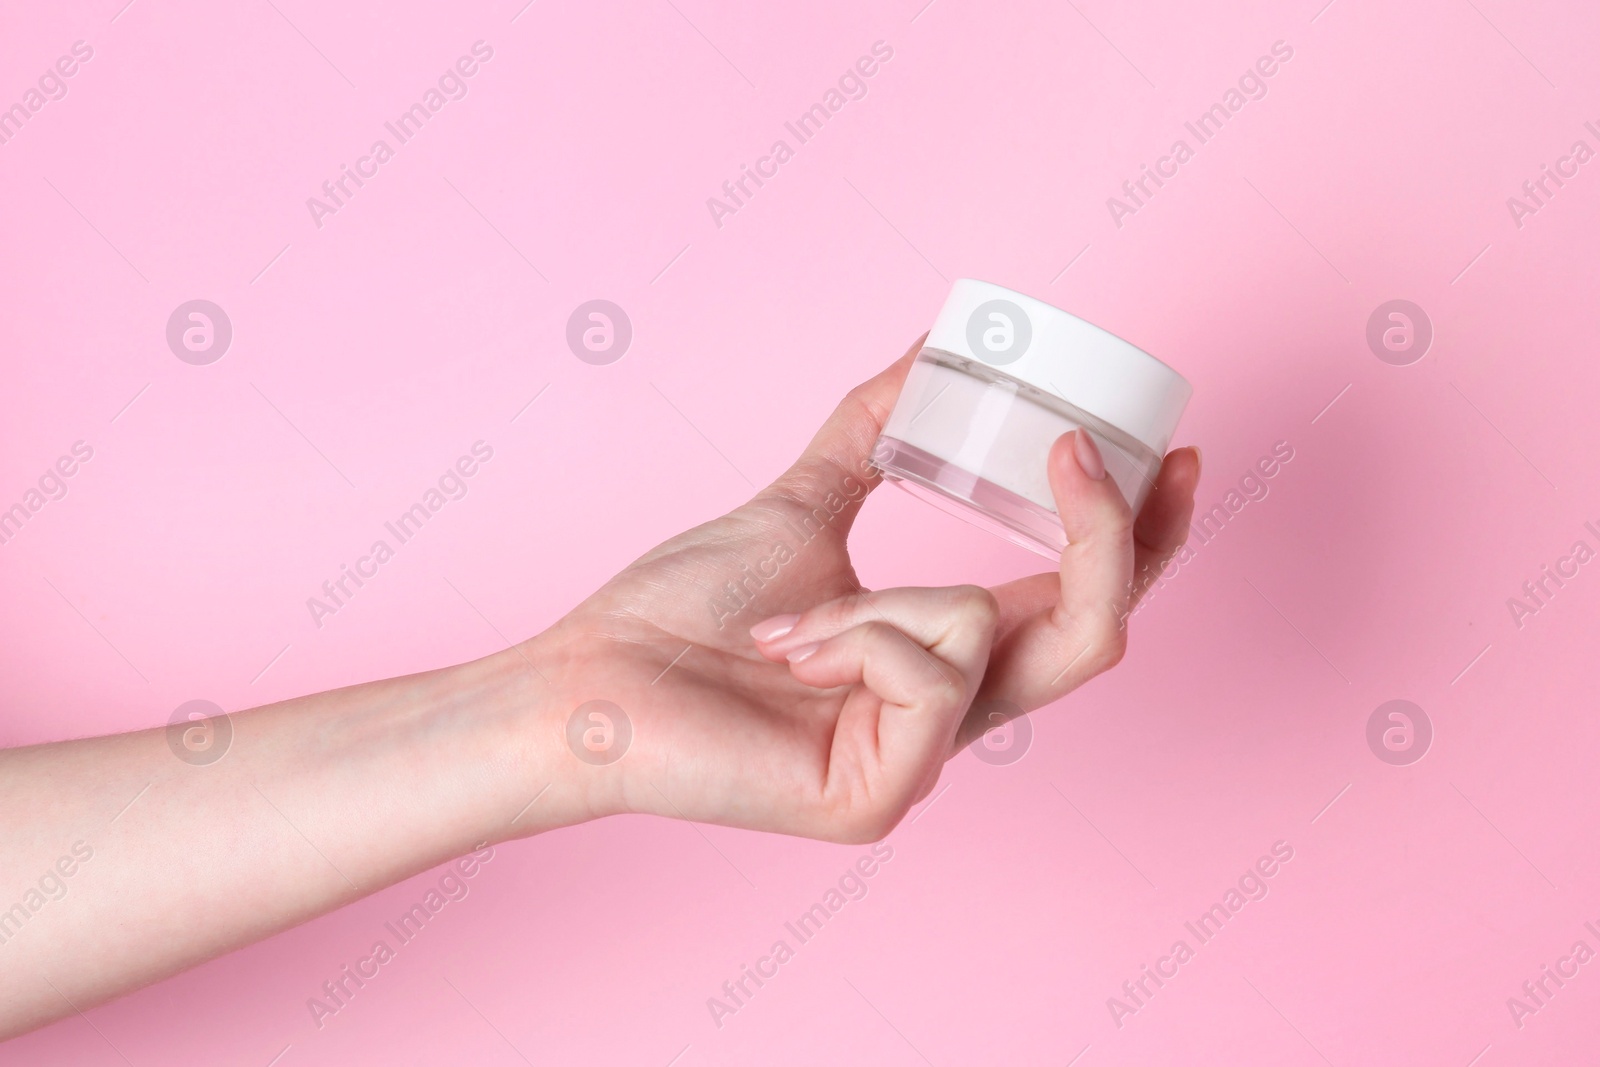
3;0;1599;1062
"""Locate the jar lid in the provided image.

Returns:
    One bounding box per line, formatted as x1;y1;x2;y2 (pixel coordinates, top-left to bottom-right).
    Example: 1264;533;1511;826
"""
925;279;1192;457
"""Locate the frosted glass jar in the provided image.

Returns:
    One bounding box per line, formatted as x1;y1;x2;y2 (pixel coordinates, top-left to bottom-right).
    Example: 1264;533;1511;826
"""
873;279;1192;559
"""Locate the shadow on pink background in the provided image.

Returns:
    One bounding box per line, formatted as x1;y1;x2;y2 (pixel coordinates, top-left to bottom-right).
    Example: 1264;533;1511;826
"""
3;0;1599;1063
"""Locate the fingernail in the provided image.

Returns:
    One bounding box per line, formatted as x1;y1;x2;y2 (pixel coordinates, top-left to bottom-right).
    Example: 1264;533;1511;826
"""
750;614;800;642
1190;446;1203;477
1074;430;1106;481
786;643;821;663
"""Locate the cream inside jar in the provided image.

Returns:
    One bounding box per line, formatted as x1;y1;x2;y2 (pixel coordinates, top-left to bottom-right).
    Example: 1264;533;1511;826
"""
873;279;1192;559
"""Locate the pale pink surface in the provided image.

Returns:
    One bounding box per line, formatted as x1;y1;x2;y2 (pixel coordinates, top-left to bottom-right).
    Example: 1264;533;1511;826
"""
2;0;1598;1063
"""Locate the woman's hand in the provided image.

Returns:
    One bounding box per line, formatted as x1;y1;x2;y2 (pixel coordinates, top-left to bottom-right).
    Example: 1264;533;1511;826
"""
528;338;1202;842
0;337;1198;1038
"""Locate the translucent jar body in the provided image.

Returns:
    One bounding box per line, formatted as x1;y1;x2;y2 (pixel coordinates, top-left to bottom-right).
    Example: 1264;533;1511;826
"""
873;348;1163;559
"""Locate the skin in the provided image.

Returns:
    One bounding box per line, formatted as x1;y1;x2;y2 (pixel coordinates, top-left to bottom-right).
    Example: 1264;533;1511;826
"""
0;339;1199;1040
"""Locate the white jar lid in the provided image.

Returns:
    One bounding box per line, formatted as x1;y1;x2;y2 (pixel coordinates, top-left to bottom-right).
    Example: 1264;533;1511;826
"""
925;279;1192;457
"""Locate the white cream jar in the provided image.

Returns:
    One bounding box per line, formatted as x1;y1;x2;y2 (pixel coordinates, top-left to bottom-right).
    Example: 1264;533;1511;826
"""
873;279;1192;559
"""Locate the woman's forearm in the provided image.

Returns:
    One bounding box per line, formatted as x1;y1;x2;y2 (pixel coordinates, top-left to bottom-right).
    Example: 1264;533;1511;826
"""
0;637;580;1039
0;352;1197;1045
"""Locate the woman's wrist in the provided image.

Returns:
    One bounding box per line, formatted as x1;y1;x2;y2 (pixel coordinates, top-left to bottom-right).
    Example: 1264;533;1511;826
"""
500;623;667;829
449;633;611;846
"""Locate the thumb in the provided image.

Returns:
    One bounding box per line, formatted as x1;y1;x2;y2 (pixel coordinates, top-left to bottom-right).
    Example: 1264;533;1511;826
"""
759;333;925;538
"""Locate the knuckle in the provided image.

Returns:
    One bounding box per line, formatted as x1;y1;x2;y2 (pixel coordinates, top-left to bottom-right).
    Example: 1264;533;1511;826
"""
1095;622;1129;671
1079;610;1128;672
835;806;899;845
846;381;894;431
930;665;970;711
1100;509;1136;545
952;585;1000;631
